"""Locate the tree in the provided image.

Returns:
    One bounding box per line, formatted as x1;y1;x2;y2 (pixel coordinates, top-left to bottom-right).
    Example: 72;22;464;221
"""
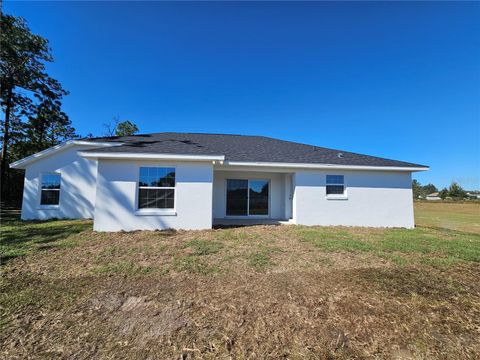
448;182;467;200
26;98;77;153
1;14;74;203
412;180;439;199
103;117;139;137
412;179;422;199
438;188;449;200
115;120;139;136
102;117;118;137
422;183;438;197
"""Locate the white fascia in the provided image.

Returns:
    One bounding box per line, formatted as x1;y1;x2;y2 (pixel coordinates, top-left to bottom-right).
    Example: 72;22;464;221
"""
9;140;123;169
78;151;225;162
222;161;429;172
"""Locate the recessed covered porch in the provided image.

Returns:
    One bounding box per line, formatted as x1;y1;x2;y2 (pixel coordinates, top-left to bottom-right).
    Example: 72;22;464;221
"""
212;167;295;226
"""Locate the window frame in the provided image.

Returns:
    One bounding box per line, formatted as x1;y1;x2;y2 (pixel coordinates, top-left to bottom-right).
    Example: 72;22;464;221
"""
135;166;177;216
39;172;62;209
224;178;271;218
325;174;347;199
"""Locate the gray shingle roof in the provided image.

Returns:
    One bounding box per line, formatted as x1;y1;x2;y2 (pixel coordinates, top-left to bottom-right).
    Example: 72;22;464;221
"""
84;132;426;168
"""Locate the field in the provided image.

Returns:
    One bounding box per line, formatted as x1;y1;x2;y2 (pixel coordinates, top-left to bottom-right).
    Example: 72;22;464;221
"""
1;203;479;359
414;201;479;233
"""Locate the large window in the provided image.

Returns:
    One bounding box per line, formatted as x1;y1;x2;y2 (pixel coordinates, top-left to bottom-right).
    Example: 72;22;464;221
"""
326;175;345;195
40;173;61;205
226;179;269;216
138;167;175;209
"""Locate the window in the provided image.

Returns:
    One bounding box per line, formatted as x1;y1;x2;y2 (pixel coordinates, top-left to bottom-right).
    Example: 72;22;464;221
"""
326;175;345;195
40;173;61;205
138;167;175;209
226;179;269;216
226;179;248;215
249;180;269;215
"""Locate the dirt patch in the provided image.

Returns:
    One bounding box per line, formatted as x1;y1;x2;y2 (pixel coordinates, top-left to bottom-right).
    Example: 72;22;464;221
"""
88;293;189;342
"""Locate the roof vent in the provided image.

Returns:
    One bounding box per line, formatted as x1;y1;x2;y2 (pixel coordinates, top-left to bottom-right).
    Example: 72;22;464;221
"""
337;152;344;158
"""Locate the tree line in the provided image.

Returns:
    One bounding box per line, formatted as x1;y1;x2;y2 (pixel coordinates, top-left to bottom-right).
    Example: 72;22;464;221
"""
0;13;138;206
412;180;473;200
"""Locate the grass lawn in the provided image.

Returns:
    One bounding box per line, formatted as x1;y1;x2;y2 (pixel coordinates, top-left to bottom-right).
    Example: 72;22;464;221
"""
1;204;479;359
415;201;480;233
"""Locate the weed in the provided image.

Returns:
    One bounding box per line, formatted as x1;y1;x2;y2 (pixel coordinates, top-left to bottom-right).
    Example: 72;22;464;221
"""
173;255;219;275
92;261;154;276
185;239;223;255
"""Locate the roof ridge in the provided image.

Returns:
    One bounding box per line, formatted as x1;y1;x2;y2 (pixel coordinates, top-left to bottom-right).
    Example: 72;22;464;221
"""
147;131;264;137
83;132;266;141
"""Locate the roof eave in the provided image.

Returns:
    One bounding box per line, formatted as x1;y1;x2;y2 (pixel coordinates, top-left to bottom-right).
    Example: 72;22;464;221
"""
221;161;429;172
78;151;226;162
9;140;123;169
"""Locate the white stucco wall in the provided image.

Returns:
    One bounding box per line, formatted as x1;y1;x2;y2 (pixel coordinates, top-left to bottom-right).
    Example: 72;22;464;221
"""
19;148;416;230
20;145;98;220
293;170;414;228
93;160;213;231
212;170;287;219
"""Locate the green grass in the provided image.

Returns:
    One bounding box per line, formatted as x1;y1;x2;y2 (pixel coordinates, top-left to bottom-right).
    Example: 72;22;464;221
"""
377;252;409;266
414;202;480;233
298;228;374;252
247;251;272;270
0;274;88;331
214;228;259;243
297;226;480;264
247;245;281;270
172;254;219;275
380;228;480;261
92;261;155;276
2;203;479;270
1;218;92;262
172;240;225;274
185;239;223;255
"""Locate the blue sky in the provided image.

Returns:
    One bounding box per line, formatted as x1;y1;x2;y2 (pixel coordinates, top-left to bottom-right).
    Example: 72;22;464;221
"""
5;1;480;189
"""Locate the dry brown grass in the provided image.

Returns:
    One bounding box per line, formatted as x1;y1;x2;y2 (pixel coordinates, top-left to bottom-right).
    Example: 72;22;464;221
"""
415;201;480;233
1;220;480;359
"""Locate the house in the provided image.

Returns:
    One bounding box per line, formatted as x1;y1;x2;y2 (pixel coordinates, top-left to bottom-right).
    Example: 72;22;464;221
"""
10;132;428;231
426;192;441;201
466;192;480;199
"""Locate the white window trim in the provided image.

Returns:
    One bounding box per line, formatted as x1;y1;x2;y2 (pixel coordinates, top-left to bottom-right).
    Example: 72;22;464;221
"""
326;175;348;200
135;166;177;216
224;178;271;218
38;172;61;209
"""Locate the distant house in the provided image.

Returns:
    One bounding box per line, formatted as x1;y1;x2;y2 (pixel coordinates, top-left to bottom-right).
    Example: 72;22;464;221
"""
426;192;441;201
10;132;428;231
466;192;480;199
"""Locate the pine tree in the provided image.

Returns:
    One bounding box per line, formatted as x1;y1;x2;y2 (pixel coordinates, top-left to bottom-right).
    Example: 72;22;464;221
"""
1;14;75;203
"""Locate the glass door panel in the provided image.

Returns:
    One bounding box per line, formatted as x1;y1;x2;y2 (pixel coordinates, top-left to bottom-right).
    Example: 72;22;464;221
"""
226;179;248;215
249;180;269;215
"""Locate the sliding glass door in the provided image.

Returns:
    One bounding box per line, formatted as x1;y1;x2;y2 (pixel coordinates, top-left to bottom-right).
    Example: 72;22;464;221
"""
226;179;248;216
248;180;269;215
226;179;269;216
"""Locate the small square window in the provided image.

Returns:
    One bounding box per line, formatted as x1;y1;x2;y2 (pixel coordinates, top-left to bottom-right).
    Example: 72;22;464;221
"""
40;174;61;205
326;175;345;196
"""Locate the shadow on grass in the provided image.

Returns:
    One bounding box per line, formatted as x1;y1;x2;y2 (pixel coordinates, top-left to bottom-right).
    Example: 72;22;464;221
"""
354;267;467;300
1;209;92;265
